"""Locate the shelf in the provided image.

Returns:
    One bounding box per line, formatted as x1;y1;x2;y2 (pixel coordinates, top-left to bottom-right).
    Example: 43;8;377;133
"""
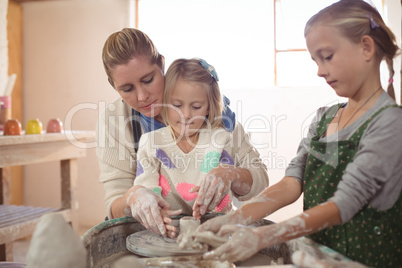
0;131;95;168
0;205;60;244
0;130;95;261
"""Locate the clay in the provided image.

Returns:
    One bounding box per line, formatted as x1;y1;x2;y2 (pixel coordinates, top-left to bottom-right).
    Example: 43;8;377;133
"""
178;216;230;251
177;216;202;249
192;231;227;249
26;213;86;268
126;229;207;257
144;255;235;268
292;251;367;268
110;255;145;268
235;253;285;266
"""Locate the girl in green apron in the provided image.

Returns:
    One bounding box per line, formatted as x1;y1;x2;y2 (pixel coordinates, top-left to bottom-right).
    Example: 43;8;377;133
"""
197;1;401;267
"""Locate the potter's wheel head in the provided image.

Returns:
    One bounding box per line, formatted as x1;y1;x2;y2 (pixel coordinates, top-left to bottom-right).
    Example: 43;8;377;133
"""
126;230;207;257
144;255;235;268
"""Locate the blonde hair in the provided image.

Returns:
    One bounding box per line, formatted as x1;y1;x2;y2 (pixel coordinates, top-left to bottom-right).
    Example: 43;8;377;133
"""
102;28;163;88
162;58;224;130
305;0;399;100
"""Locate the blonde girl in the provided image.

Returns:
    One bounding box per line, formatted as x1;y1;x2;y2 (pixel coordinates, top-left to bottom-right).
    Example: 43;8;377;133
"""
198;1;402;266
133;58;269;238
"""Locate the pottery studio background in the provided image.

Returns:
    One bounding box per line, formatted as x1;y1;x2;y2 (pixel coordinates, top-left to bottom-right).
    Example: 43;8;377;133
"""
1;0;400;232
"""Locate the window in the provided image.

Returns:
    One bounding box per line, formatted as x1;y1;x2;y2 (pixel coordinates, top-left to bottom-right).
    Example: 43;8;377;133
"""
138;0;385;90
274;0;384;87
274;0;337;86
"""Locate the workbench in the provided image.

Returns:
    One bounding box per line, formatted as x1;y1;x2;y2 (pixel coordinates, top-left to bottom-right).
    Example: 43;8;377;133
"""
0;131;95;261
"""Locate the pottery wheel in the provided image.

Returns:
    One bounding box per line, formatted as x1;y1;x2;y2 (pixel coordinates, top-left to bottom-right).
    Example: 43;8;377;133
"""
126;230;207;257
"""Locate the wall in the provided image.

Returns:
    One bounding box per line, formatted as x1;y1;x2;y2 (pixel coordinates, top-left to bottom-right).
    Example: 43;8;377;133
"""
20;0;401;228
387;0;402;103
22;0;131;229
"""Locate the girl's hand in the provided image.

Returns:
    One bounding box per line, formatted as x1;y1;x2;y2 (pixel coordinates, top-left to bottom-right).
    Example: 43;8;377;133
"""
192;165;233;219
203;224;262;263
204;205;343;263
195;212;238;234
161;208;183;238
127;187;172;236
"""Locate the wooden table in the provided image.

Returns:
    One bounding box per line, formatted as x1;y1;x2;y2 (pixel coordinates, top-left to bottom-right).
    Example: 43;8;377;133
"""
0;131;95;261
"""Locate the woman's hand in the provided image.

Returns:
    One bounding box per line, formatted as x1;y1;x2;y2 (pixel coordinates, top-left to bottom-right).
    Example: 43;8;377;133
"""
127;187;180;236
203;224;262;263
192;165;236;219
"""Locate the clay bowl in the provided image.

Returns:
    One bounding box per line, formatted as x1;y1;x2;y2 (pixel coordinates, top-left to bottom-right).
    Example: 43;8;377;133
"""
3;119;22;135
25;119;43;135
46;118;64;133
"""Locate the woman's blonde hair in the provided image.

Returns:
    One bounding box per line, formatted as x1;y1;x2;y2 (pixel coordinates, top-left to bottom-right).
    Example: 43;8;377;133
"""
102;28;163;88
305;0;399;100
162;58;224;130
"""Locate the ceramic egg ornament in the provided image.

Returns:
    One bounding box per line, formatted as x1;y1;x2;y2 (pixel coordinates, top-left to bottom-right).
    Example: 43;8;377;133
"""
46;118;64;133
25;119;43;135
3;119;22;135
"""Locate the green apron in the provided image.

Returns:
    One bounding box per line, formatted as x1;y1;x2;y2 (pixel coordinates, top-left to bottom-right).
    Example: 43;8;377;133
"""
303;104;402;267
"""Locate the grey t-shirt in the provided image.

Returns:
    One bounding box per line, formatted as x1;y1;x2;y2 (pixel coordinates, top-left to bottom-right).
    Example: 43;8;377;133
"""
285;92;402;223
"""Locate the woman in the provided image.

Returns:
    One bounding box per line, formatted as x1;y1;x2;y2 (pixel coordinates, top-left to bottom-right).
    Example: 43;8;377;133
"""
96;28;269;236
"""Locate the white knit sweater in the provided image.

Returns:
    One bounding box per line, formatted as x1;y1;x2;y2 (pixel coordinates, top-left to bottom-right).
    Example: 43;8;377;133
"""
134;127;241;215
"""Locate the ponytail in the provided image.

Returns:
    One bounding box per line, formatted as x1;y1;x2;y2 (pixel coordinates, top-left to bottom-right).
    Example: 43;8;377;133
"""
386;58;396;100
